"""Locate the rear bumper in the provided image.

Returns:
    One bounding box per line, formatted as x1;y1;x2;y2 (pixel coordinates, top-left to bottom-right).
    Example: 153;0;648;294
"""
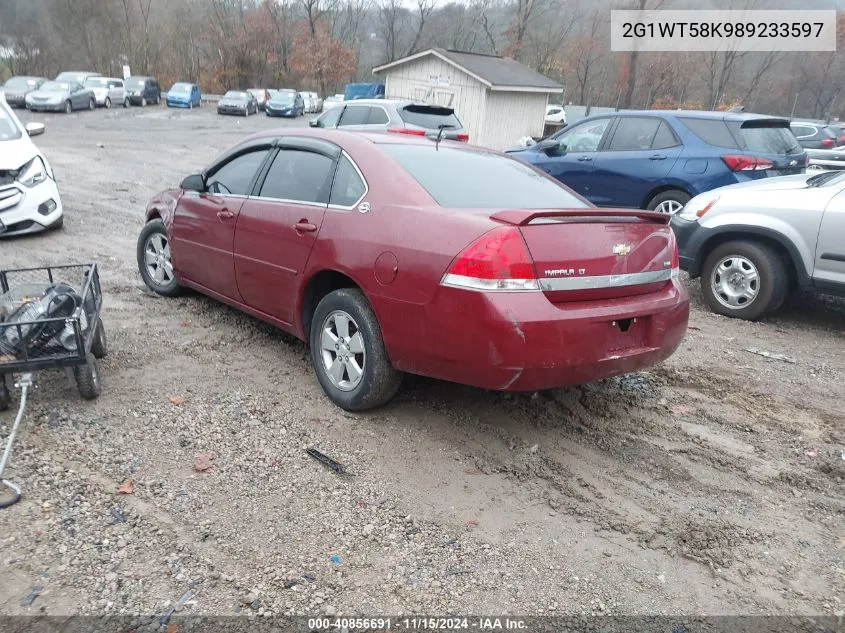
376;280;690;391
128;94;154;105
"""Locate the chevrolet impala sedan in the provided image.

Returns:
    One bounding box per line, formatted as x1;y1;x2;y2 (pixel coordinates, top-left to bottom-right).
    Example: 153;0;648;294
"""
137;130;689;410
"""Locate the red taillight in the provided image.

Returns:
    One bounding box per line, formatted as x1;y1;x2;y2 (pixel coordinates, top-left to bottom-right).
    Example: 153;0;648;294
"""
721;155;773;171
455;133;469;142
387;128;426;136
441;227;539;291
821;138;835;148
838;135;845;144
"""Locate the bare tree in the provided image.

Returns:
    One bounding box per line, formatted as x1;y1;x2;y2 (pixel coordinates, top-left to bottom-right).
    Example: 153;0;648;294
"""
404;0;435;57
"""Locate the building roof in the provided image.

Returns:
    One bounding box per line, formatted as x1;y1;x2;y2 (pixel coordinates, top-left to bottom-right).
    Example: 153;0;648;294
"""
372;48;562;93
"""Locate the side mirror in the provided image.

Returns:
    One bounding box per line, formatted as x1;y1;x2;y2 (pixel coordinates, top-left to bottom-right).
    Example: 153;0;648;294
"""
308;119;319;128
537;138;560;154
181;173;205;192
25;122;45;137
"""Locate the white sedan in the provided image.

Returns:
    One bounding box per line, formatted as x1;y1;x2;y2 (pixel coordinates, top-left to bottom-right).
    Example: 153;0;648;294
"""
0;94;63;236
545;104;566;126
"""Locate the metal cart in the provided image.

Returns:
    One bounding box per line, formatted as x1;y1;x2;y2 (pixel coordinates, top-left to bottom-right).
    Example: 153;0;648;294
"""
0;263;107;410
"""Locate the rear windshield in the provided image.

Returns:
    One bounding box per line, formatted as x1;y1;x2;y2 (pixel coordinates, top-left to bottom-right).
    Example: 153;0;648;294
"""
126;78;146;88
399;105;462;130
381;144;589;209
821;126;839;139
681;117;801;154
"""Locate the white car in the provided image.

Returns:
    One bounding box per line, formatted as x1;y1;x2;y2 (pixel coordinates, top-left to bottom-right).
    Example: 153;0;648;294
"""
0;94;63;236
302;93;315;113
307;91;322;113
323;94;344;109
545;104;566;125
84;76;127;108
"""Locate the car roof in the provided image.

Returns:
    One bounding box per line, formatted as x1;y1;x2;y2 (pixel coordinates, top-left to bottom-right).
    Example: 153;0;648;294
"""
237;127;484;153
88;76;122;81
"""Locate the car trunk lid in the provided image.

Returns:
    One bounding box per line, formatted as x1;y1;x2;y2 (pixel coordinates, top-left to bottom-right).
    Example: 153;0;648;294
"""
491;209;676;303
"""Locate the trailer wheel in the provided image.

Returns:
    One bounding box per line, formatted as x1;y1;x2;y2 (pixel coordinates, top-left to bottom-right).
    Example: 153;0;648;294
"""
74;354;102;400
91;318;108;359
0;375;10;412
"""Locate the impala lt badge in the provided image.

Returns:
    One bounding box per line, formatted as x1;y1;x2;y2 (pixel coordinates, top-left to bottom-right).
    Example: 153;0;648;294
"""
545;268;586;277
613;243;631;256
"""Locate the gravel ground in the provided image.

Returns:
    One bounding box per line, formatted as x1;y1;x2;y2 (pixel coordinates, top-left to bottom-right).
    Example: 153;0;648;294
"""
0;106;843;619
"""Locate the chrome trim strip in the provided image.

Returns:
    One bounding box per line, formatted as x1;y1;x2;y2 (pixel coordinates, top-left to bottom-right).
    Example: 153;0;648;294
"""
538;269;672;291
247;195;326;209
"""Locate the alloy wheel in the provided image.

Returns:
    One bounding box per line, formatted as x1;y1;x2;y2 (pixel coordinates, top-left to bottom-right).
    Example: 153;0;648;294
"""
143;233;174;287
710;255;760;310
320;310;366;392
655;199;683;214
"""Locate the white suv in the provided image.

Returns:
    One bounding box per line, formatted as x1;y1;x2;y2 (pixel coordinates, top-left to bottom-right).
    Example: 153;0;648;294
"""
0;94;63;236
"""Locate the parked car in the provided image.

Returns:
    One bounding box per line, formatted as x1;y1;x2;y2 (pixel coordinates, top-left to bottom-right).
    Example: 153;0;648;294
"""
789;121;840;150
247;88;270;111
217;90;258;116
323;94;344;109
672;171;845;320
55;71;101;83
166;82;201;108
265;90;303;117
84;76;127;108
25;81;96;113
308;92;323;113
824;122;845;146
309;99;469;142
1;76;48;108
507;110;807;215
125;76;161;106
302;93;315;114
545;104;566;126
135;129;688;411
0;94;63;236
806;147;845;171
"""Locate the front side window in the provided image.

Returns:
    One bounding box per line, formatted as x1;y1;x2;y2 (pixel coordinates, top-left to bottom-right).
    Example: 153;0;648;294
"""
316;106;343;128
557;118;611;152
330;156;366;206
259;150;335;204
206;149;270;196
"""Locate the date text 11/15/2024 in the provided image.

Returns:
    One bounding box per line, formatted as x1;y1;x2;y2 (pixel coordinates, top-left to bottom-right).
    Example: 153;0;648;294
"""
307;617;527;630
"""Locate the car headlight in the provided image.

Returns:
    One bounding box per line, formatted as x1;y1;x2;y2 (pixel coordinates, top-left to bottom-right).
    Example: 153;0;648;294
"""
17;156;48;188
678;195;719;221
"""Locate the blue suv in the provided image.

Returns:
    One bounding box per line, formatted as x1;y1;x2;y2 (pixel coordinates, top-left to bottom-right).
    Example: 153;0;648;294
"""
507;110;807;214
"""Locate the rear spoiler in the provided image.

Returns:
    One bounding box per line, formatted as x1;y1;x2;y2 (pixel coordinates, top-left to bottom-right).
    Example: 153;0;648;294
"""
491;208;671;226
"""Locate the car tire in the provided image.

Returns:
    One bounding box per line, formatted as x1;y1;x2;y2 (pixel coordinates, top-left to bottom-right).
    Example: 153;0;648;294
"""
64;100;72;114
104;97;111;109
700;240;788;321
74;353;102;400
137;219;184;297
88;98;95;110
647;190;690;215
309;288;402;411
123;98;129;108
91;318;108;359
141;97;147;107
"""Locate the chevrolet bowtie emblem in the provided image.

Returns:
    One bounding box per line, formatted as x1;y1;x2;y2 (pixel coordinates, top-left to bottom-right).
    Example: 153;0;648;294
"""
613;243;631;256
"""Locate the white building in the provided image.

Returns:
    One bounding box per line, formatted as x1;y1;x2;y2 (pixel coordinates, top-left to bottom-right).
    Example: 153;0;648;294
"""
372;48;563;151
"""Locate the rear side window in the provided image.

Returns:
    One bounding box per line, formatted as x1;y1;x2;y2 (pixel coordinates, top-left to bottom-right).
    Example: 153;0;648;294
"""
680;118;739;148
367;107;389;125
652;121;680;149
330;155;366;206
381;144;589;209
607;117;663;151
339;106;369;126
790;124;815;138
399;105;462;130
259;149;334;204
726;121;801;154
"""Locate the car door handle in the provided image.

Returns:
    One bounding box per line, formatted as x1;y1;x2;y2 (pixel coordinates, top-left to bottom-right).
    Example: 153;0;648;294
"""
294;220;318;234
217;209;235;220
649;154;667;160
577;156;593;162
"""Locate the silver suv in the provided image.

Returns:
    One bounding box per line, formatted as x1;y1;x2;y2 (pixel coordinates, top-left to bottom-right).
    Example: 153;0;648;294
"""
308;99;468;142
671;170;845;320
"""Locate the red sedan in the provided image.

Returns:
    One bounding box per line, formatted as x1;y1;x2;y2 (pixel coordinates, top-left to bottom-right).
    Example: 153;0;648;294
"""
137;129;689;411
